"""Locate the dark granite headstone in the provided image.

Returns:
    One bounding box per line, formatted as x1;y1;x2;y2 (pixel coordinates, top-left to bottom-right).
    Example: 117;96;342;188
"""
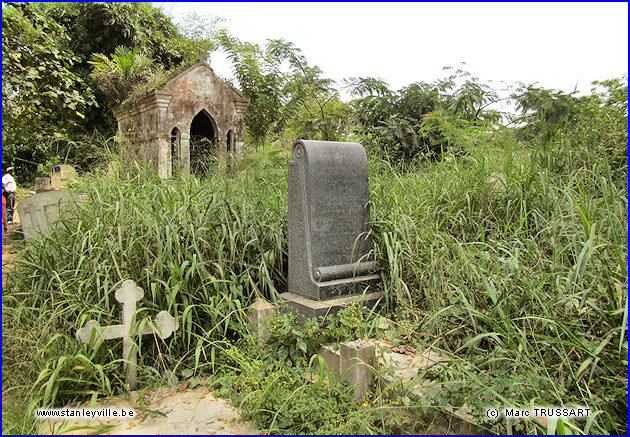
281;140;382;317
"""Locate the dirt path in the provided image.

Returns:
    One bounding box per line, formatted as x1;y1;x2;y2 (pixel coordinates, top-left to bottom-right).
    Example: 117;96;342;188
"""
2;217;23;429
39;384;259;435
2;221;20;288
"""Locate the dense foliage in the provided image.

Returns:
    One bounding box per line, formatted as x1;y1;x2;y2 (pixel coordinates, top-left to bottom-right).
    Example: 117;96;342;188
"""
217;32;342;147
2;2;204;180
4;103;627;433
344;67;504;162
1;2;627;435
2;3;97;177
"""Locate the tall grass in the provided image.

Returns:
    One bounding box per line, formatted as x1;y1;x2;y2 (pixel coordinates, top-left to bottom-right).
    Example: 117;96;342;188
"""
369;131;627;434
2;132;627;433
2;152;290;432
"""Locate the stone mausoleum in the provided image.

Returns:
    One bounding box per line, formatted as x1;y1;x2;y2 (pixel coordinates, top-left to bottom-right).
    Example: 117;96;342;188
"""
113;63;249;178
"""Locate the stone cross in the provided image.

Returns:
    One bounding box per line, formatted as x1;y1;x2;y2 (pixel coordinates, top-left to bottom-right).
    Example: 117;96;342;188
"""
76;280;178;390
281;140;383;318
50;164;78;189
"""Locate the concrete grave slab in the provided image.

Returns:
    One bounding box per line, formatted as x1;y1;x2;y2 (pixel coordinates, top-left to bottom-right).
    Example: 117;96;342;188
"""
16;189;73;240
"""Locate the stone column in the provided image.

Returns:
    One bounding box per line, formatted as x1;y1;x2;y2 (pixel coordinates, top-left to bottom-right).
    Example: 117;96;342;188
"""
180;133;191;175
152;90;174;178
215;127;226;169
156;133;171;179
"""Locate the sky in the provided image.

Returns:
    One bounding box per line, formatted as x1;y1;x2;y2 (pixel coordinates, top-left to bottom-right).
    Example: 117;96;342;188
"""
155;2;628;100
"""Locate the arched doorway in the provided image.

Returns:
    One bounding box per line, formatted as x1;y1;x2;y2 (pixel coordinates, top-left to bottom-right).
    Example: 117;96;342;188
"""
171;127;181;176
226;130;235;172
190;110;217;176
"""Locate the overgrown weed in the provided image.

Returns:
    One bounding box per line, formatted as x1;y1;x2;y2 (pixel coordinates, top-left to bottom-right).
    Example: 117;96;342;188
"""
2;133;627;433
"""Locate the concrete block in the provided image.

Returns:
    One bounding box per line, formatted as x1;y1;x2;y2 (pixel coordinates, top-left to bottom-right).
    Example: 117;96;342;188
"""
340;340;376;399
249;298;275;346
318;344;340;374
279;291;382;321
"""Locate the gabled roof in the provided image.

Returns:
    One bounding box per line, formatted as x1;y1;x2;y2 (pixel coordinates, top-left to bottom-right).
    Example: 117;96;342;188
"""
114;62;249;117
161;62;248;102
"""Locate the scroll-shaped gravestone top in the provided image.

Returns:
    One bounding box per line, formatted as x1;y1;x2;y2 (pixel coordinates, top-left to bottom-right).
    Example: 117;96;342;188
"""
287;140;381;301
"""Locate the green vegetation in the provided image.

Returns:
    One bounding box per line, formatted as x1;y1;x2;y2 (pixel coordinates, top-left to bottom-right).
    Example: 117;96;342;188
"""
2;2;97;176
217;32;341;147
2;2;210;180
345;67;503;162
2;2;627;435
4;117;627;433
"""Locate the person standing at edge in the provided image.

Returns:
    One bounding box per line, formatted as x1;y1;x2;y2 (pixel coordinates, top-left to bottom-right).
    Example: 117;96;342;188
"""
2;167;17;224
2;195;8;233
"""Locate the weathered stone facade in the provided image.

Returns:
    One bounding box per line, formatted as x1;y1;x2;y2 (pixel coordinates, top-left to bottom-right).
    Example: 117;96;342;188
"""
113;63;249;178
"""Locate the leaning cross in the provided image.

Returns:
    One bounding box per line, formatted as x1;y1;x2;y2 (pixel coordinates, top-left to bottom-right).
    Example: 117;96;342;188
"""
76;280;178;390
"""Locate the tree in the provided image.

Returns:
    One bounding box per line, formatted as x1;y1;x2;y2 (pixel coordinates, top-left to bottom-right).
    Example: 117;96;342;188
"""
89;47;155;105
511;84;580;144
218;32;337;147
35;2;207;131
172;11;224;59
38;2;197;71
344;77;396;131
2;3;96;177
286;96;353;142
559;76;628;175
346;70;503;163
